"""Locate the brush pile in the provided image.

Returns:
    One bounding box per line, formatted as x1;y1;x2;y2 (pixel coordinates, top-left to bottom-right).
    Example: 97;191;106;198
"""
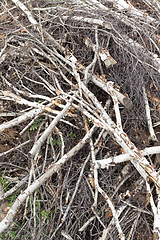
0;0;160;239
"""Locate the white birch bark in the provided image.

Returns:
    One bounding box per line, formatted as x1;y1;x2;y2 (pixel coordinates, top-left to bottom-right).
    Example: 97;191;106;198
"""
0;108;44;132
11;0;37;26
95;146;160;169
29;99;73;159
0;126;95;233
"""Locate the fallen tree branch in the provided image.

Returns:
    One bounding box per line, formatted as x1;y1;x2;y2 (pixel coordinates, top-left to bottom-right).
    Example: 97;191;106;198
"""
0;125;96;233
29;98;73;159
95;146;160;169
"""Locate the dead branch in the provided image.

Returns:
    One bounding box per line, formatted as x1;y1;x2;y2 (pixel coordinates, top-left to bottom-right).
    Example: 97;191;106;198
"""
0;0;160;239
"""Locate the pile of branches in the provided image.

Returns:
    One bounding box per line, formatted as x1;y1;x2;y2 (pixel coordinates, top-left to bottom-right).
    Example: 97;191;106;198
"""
0;0;160;239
